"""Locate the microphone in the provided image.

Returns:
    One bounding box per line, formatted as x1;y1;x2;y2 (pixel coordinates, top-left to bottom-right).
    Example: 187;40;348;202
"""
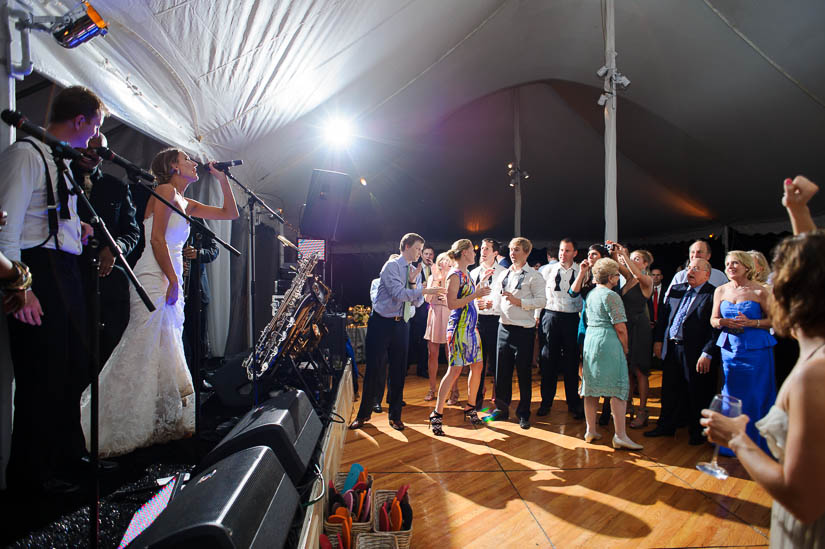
1;109;84;160
212;159;243;171
95;147;155;182
277;235;299;251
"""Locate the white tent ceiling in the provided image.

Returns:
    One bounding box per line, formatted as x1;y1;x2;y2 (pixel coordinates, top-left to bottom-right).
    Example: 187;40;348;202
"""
16;0;825;244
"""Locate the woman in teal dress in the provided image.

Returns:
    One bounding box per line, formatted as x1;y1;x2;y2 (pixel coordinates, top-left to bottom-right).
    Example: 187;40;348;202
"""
580;258;643;450
711;250;776;455
428;239;492;436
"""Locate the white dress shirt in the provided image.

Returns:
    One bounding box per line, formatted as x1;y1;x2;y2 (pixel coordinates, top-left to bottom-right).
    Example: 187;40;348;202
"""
469;260;506;317
0;139;82;261
491;263;546;328
542;262;583;313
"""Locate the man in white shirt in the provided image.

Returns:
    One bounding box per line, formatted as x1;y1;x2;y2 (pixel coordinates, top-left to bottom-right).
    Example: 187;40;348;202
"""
665;239;727;297
487;237;546;429
469;238;506;406
538;238;584;419
0;86;105;494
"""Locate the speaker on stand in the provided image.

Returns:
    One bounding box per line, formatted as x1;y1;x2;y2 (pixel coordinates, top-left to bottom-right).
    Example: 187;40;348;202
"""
300;169;352;296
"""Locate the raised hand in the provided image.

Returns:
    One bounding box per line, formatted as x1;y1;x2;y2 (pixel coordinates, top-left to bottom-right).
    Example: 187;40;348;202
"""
782;176;818;209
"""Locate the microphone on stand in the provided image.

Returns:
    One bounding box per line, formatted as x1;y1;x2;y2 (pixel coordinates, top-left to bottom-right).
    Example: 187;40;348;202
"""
212;159;243;171
1;109;84;160
277;235;300;251
95;147;155;182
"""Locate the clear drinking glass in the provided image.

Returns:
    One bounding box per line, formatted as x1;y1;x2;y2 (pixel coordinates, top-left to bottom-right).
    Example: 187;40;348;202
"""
696;394;743;480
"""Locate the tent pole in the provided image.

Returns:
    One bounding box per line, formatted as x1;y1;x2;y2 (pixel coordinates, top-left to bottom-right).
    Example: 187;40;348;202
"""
1;0;16;149
603;0;618;242
513;88;522;237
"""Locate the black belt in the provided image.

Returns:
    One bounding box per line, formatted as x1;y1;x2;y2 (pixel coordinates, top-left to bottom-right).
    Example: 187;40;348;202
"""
374;313;404;322
669;338;684;345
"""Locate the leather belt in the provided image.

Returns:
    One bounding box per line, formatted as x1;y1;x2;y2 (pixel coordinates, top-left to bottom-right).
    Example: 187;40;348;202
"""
669;338;684;345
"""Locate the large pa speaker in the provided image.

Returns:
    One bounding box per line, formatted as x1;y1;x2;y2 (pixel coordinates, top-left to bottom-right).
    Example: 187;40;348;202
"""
320;312;347;361
132;446;298;548
198;389;322;485
299;169;352;241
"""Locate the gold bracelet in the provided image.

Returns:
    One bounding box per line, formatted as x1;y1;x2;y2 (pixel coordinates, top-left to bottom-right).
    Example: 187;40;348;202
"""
1;260;32;291
756;319;760;328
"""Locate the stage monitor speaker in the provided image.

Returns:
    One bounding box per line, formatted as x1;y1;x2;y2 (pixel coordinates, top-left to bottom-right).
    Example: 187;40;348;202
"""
132;446;298;549
198;389;322;485
300;169;352;241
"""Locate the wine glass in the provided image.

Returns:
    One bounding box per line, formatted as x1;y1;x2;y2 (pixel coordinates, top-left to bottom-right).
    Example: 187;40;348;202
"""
696;394;742;480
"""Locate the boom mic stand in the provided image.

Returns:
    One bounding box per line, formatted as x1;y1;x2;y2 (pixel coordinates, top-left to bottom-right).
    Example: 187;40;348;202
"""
221;168;284;405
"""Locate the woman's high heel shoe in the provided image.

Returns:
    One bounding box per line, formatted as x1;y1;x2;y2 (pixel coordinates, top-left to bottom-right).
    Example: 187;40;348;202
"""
612;434;643;450
630;409;649;429
446;388;460;406
424;389;435;401
463;405;482;425
429;411;444;436
584;431;603;443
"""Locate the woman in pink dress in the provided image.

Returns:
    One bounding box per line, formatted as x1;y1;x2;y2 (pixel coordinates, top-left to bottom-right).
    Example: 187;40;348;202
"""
424;253;452;400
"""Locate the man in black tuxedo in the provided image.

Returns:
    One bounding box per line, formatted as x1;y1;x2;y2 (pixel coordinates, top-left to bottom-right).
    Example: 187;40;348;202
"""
647;267;666;369
182;219;219;375
75;134;141;363
646;258;720;445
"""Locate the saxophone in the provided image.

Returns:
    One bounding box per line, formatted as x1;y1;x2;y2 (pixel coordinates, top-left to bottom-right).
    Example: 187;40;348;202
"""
242;240;319;380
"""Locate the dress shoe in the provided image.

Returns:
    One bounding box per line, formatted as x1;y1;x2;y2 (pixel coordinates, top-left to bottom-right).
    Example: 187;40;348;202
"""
80;455;119;472
584;431;603;443
536;406;550;417
372;404;383;414
612;434;643;450
401;401;407;407
388;419;405;431
644;426;675;438
519;418;531;430
201;379;213;391
689;433;706;446
349;418;368;430
485;409;508;422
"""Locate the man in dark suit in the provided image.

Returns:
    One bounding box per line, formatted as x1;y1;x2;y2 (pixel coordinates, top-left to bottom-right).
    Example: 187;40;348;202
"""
648;267;666;369
182;219;219;376
75;134;141;364
645;258;720;445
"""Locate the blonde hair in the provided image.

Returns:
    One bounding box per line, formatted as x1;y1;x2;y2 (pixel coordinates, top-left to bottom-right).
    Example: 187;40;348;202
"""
748;250;770;284
447;239;473;261
509;237;532;255
592;258;620;284
726;250;756;281
631;249;654;270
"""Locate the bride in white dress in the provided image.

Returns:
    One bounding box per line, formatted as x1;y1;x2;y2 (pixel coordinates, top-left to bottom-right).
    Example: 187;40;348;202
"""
80;148;238;457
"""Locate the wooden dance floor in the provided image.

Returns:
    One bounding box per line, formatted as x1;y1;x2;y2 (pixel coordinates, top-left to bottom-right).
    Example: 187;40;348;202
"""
343;367;772;548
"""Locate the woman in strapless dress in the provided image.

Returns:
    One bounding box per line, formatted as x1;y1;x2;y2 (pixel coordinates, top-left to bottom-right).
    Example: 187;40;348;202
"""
711;250;776;455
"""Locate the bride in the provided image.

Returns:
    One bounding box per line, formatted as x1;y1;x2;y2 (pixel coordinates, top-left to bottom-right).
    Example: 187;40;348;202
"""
80;148;238;457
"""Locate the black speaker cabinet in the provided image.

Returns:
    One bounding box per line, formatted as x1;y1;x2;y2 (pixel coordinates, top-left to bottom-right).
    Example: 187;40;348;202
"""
132;446;298;548
320;312;347;360
299;169;352;241
198;389;322;485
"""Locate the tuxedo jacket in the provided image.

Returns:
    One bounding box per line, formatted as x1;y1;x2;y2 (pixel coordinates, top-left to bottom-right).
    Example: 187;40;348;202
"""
184;217;219;305
654;282;720;366
77;168;141;301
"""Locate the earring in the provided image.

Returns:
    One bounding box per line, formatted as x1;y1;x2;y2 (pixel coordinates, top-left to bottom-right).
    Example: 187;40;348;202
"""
171;167;180;175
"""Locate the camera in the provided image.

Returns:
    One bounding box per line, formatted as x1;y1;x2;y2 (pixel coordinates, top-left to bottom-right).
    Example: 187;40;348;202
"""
605;242;614;254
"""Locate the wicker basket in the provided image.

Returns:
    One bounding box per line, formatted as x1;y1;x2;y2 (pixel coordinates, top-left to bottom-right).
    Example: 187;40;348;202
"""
355;532;399;549
324;472;374;542
370;489;413;549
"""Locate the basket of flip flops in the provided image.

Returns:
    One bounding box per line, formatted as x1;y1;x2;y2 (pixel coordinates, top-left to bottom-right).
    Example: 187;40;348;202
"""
355;532;399;549
371;485;413;549
324;463;374;549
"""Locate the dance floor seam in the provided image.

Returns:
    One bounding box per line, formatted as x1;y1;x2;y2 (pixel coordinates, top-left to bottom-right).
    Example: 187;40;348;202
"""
343;370;772;547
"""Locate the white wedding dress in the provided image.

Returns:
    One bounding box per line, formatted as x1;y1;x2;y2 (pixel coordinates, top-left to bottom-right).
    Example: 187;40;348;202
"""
80;210;195;457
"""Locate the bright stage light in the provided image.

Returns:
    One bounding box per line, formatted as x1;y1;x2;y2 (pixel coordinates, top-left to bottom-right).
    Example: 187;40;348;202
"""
322;117;354;149
359;177;367;186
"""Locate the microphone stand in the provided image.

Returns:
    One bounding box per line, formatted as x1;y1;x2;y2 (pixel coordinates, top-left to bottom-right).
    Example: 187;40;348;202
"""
221;169;284;405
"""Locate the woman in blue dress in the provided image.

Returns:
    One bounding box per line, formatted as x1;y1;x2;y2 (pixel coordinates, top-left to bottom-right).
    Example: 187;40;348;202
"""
711;250;776;455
